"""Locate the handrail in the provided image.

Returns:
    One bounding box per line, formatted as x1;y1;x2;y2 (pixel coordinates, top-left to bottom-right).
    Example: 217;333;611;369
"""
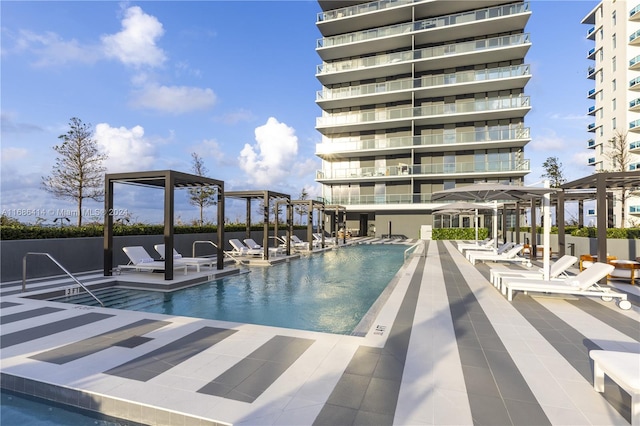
404;240;423;261
192;240;218;258
23;252;104;307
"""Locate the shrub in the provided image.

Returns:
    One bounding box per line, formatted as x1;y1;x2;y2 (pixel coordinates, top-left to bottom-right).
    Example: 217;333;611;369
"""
432;228;489;240
571;227;640;239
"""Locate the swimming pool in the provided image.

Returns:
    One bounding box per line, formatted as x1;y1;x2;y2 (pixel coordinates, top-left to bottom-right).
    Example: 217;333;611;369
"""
55;244;408;334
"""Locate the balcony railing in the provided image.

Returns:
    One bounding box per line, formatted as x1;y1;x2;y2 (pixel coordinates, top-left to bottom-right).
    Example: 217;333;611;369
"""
630;99;640;110
587;88;596;98
587;123;596;132
630;77;640;89
317;33;530;75
321;193;430;206
588;106;595;115
587;66;596;78
630;205;640;214
630;140;640;151
588;157;596;165
630;119;640;131
587;139;595;149
630;29;640;43
316;65;530;101
317;96;530;127
316;126;530;155
630;55;640;69
587;47;596;59
317;2;529;48
586;26;595;38
631;163;640;171
317;159;530;180
317;0;412;22
631;4;640;19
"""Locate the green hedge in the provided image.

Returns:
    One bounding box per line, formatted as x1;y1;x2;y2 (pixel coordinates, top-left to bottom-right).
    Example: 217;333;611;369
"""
570;227;640;239
432;228;489;241
0;224;308;240
516;226;580;235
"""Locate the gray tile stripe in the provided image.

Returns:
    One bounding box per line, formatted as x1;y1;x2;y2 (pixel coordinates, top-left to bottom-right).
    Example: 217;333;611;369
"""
198;335;315;403
0;306;65;325
0;313;114;349
313;251;427;426
105;326;237;382
438;241;551;426
30;319;171;364
0;301;21;309
511;297;633;423
566;298;640;341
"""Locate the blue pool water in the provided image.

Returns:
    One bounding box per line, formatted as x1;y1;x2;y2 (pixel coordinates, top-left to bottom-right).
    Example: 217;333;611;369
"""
0;390;134;426
57;244;407;334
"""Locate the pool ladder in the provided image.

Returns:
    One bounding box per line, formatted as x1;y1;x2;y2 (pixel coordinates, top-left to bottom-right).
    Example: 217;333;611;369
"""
22;252;104;307
404;240;424;261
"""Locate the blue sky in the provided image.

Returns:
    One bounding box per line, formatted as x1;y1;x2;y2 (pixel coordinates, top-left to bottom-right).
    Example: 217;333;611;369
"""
1;0;597;225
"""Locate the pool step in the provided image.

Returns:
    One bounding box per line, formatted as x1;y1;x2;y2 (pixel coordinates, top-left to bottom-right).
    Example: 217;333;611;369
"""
51;288;164;311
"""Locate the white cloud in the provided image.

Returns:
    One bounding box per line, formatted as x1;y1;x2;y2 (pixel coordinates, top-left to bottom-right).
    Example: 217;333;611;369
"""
238;117;299;186
130;84;216;114
94;123;157;173
101;6;166;68
1;147;29;162
191;139;225;164
214;109;254;125
7;29;100;67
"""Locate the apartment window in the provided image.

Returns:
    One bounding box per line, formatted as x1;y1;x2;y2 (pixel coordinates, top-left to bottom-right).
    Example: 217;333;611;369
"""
612;33;616;48
613;79;616;91
599;49;604;61
599;108;604;118
599;29;603;40
613;98;616;110
612;10;616;25
443;180;455;190
612;56;616;72
600;71;604;82
612;117;617;129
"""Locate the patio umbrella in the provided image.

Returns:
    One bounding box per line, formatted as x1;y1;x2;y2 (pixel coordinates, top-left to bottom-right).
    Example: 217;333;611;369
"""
432;201;493;242
432;183;558;279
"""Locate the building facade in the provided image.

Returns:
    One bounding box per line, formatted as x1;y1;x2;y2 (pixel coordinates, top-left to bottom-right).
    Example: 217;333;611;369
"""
314;0;533;238
583;0;640;227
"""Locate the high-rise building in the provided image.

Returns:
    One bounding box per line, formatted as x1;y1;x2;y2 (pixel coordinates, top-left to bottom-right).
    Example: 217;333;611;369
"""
314;1;533;238
582;0;640;227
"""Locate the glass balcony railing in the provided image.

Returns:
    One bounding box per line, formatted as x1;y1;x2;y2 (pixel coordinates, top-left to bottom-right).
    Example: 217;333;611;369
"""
587;66;596;77
631;163;640;171
587;123;596;131
630;55;640;68
316;65;530;101
317;96;530;127
317;0;412;22
586;26;595;38
630;29;640;43
631;4;640;18
588;106;595;115
588;157;596;165
630;99;640;109
630;140;640;150
587;139;595;148
317;2;529;48
587;47;596;58
317;159;530;180
317;33;530;74
630;205;640;214
316;126;530;155
321;193;428;206
587;88;596;98
630;119;640;130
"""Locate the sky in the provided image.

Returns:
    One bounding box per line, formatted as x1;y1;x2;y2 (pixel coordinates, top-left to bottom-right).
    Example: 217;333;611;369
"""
0;0;598;225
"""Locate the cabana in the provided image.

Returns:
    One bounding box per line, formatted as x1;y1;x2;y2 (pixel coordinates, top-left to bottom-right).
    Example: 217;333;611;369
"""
276;199;326;251
103;170;225;280
225;190;290;260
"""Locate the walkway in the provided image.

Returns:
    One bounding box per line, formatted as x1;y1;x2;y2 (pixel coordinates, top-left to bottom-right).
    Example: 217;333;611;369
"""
1;240;638;425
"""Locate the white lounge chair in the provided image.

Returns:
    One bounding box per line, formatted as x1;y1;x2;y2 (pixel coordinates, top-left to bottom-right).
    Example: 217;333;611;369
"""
464;241;514;260
467;244;527;266
229;239;262;256
120;246;188;275
502;262;631;309
490;254;578;292
290;235;317;250
457;238;494;254
154;244;214;272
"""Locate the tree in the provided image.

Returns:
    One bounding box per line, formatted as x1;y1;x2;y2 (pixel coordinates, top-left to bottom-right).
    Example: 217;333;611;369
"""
41;117;107;226
603;130;633;227
187;152;217;226
294;187;309;225
541;156;566;188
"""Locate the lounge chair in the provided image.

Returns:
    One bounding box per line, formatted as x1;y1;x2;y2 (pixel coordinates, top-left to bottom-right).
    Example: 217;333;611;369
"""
490;254;578;292
229;239;262;257
464;241;515;260
154;244;215;272
467;243;528;266
502;262;631;309
456;238;494;254
290;235;317;250
120;246;187;275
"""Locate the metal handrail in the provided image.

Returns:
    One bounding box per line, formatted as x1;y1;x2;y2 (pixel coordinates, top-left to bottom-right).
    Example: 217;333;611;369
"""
192;240;218;258
23;252;104;307
404;240;424;261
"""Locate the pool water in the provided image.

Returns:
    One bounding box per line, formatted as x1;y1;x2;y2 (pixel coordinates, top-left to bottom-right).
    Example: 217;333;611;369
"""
0;390;137;426
56;244;407;334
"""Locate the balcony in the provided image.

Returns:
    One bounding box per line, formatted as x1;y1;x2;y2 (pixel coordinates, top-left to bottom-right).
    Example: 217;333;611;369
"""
588;105;598;116
315;126;531;159
587;139;595;149
317;0;412;23
588;157;596;166
630;77;640;91
317;32;531;85
587;66;596;79
587;88;597;99
321;193;426;206
316;96;531;134
630;205;640;215
316;2;530;61
630;55;640;70
630;140;640;153
630;120;640;133
630;98;640;112
630;29;640;46
631;162;640;171
587;123;596;132
631;4;640;21
586;26;596;39
316;64;531;109
316;159;530;183
587;47;597;60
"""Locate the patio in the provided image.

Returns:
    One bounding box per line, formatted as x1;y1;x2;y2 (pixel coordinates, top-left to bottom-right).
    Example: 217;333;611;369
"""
0;240;638;425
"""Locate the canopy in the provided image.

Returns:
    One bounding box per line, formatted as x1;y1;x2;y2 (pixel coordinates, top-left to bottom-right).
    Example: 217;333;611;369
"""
432;183;557;279
432;201;492;211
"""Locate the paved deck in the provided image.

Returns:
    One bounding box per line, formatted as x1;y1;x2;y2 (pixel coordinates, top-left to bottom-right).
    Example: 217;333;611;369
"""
1;240;638;425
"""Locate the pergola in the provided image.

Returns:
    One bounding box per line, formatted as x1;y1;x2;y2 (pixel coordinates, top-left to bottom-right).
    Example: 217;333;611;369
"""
324;204;347;244
225;190;290;260
103;170;225;280
279;199;326;251
558;171;640;262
